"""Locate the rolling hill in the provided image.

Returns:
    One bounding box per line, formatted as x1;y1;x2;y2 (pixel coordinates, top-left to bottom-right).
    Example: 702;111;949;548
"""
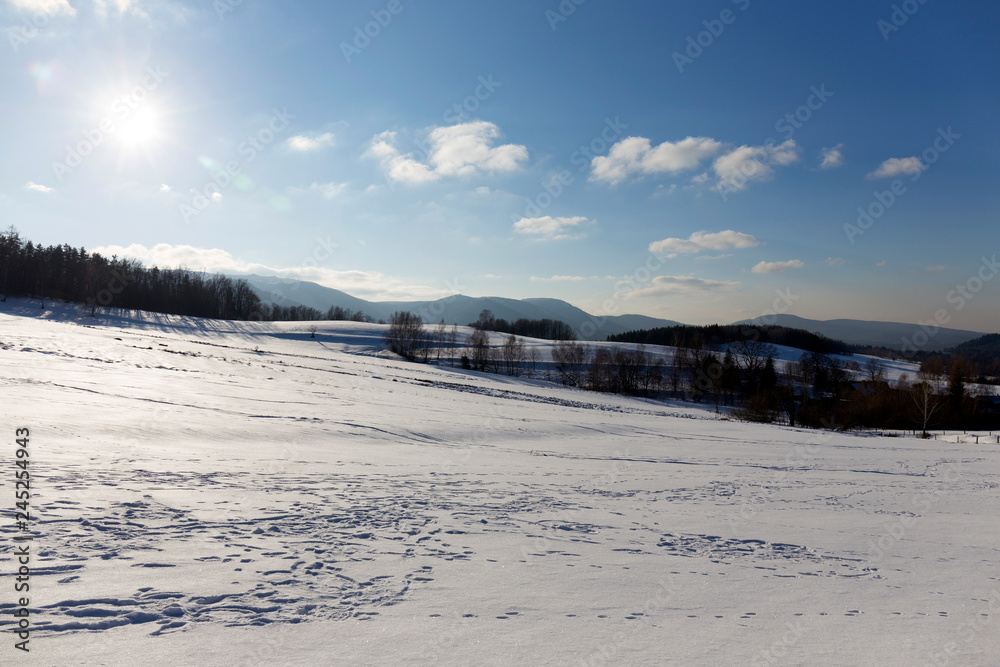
238;274;683;340
738;313;986;351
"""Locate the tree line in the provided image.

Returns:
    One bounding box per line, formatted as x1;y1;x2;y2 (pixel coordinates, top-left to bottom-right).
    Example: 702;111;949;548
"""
468;310;576;341
608;323;851;355
0;228;262;320
0;228;381;324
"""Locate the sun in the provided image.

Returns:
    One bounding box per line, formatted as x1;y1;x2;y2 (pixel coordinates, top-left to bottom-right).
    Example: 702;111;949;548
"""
116;108;161;149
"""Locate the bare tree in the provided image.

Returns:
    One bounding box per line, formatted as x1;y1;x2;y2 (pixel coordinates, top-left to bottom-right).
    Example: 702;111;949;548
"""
552;341;590;386
448;324;459;367
911;381;943;438
500;334;526;376
435;319;447;362
467;328;490;371
527;346;541;377
732;339;778;388
865;357;886;385
384;311;424;361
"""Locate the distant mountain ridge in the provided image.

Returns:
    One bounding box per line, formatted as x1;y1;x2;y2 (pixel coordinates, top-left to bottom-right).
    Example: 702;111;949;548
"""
237;274;684;341
737;314;987;351
239;275;990;349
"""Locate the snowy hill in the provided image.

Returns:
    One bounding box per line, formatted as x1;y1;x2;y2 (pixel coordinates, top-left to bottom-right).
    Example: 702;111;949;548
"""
1;298;998;666
238;274;683;339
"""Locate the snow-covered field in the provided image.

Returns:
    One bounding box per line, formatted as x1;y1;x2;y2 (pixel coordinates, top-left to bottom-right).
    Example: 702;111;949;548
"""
1;299;998;666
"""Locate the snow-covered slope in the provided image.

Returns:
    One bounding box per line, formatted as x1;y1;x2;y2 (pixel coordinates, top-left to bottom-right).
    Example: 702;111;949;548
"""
1;299;997;666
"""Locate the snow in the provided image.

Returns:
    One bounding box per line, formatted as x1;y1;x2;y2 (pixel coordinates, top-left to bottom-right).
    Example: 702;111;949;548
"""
1;298;998;665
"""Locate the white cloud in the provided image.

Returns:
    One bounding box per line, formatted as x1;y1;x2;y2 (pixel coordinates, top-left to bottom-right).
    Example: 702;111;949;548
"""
24;181;54;193
926;265;946;272
751;259;804;274
825;257;845;266
89;243;453;301
712;140;799;194
368;122;528;184
159;184;171;193
648;230;759;258
287;182;347;199
867;156;925;179
513;216;590;241
530;275;589;282
6;0;75;15
819;144;845;169
210;192;222;202
591;136;722;185
695;253;733;261
286;132;335;152
474;186;491;195
627;275;740;298
876;260;887;267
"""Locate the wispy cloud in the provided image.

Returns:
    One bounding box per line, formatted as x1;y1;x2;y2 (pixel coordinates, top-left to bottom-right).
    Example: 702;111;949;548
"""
926;265;946;272
825;257;845;266
819;144;845;169
513;216;591;241
530;275;589;282
649;230;759;258
867;156;924;179
712;140;799;193
751;259;804;274
286;181;347;199
368;122;528;184
24;181;55;193
627;274;740;298
286;132;335;152
6;0;75;15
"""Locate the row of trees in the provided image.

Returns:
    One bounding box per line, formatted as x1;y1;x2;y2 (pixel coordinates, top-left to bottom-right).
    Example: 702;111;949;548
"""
258;304;377;323
0;228;263;320
0;228;387;325
609;323;851;355
469;310;575;341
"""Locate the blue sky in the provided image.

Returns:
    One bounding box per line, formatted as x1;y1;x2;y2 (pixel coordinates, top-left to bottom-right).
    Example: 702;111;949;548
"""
2;0;998;332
